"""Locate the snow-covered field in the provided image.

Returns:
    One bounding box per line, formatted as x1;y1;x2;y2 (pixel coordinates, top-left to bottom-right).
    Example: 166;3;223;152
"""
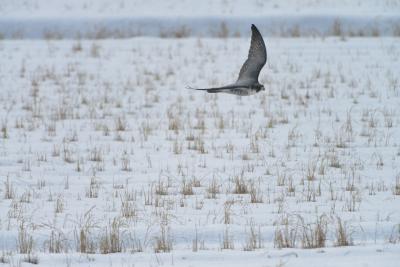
0;36;399;266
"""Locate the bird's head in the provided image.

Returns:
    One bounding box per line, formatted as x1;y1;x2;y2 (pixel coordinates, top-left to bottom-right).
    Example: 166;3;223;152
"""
255;84;265;92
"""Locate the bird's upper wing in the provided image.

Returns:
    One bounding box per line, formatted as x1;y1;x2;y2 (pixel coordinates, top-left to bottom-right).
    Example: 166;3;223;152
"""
237;24;267;83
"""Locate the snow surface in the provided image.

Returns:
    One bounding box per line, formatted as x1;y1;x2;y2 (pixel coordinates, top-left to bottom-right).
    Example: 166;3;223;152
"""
0;36;399;265
2;245;400;267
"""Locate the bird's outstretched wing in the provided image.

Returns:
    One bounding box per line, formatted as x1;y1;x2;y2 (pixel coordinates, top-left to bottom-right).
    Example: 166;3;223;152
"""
237;24;267;83
186;84;241;93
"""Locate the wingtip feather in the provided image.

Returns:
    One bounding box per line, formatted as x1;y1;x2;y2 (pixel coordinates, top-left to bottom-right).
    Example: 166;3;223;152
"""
251;24;261;35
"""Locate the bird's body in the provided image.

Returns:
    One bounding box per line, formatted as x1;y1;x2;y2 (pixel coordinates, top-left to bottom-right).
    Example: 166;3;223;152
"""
189;24;267;96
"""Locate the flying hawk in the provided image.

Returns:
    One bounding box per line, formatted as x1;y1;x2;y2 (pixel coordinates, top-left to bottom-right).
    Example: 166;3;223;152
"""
189;24;267;96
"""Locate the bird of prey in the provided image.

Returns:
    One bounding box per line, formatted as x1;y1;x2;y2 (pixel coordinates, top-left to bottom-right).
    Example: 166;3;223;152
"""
189;24;267;96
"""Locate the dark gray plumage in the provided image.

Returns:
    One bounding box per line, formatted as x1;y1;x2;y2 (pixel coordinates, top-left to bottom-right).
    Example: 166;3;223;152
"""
189;24;267;96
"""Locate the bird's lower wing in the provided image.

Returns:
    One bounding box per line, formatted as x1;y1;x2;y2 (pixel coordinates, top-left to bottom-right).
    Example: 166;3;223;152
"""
186;85;241;93
195;88;226;93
